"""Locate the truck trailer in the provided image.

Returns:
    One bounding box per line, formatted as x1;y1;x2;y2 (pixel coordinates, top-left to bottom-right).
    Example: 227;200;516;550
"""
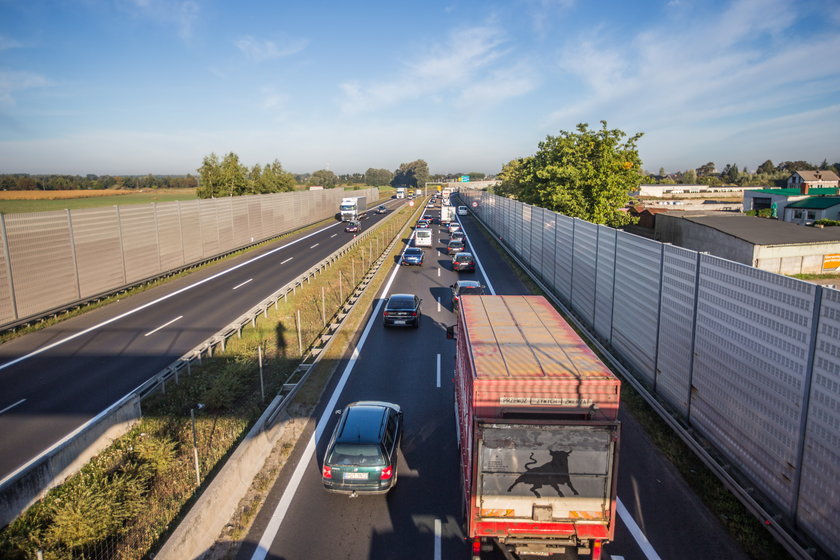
441;205;456;225
451;295;621;560
396;187;406;199
339;196;367;221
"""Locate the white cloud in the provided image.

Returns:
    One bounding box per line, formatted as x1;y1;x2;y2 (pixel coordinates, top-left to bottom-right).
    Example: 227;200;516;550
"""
339;25;534;115
0;35;24;51
118;0;199;41
235;36;308;61
0;70;50;105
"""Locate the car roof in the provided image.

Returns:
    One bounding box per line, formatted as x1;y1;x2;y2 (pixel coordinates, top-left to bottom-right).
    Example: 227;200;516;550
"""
405;247;422;253
336;405;389;443
388;293;416;300
455;280;481;288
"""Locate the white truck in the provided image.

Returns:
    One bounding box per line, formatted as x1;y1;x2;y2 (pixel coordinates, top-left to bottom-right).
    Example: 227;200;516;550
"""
440;205;455;225
339;196;367;221
396;187;406;199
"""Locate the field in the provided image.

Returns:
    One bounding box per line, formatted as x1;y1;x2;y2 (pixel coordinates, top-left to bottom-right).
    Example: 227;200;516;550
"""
0;189;198;214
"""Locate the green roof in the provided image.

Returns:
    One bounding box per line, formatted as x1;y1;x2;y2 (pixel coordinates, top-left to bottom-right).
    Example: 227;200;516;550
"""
784;196;840;209
752;187;839;196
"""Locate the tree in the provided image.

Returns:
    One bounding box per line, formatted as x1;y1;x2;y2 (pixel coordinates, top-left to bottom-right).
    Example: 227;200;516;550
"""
696;162;716;177
309;169;338;188
496;158;531;198
364;168;393;187
261;160;296;192
391;160;430;190
197;153;224;198
757;160;775;174
681;169;697;184
499;121;643;227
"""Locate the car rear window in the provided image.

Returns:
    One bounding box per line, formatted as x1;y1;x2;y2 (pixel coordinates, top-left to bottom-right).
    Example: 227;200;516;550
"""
328;444;385;466
388;297;415;309
460;287;482;295
455;255;472;262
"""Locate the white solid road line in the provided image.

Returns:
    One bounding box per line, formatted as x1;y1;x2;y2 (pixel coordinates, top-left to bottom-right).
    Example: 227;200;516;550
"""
144;316;183;337
250;241;406;560
0;398;26;415
280;257;293;264
232;278;253;290
437;296;441;313
434;518;442;560
458;216;495;295
0;222;341;373
436;353;441;388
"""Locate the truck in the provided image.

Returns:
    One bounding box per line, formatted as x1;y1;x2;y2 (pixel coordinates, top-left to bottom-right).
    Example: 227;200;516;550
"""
415;188;423;197
441;204;456;225
396;187;406;199
451;295;621;560
339;196;367;221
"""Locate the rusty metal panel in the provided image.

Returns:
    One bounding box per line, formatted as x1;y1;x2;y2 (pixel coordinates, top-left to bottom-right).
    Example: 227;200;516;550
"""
118;205;159;283
70;207;125;298
155;202;184;271
4;211;78;318
798;287;840;553
178;200;202;264
200;200;220;257
0;216;17;324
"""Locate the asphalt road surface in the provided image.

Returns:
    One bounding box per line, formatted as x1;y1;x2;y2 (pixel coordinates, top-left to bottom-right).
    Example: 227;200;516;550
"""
238;200;751;560
0;200;402;482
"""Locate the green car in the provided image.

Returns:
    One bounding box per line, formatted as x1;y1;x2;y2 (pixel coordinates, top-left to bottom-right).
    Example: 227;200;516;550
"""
322;401;403;496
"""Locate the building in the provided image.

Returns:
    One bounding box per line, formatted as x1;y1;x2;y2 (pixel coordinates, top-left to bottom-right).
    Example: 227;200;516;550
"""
786;170;840;190
655;211;840;274
783;197;840;226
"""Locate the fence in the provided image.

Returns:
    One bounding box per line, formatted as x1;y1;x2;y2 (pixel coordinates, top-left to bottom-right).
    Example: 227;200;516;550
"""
459;189;840;559
0;188;379;329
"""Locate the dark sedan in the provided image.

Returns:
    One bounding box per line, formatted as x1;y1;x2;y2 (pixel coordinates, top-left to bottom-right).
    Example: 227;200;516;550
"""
344;220;362;233
382;293;422;327
450;280;484;310
452;252;476;272
402;247;424;266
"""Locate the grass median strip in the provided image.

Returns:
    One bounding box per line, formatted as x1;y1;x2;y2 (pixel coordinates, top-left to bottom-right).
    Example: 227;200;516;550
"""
0;203;419;560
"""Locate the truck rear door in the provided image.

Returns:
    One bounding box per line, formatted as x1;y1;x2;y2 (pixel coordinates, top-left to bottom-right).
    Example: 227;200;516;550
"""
473;422;618;538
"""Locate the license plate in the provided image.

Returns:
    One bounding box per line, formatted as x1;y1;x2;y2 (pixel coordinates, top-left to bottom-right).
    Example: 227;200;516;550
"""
394;320;406;325
343;472;367;480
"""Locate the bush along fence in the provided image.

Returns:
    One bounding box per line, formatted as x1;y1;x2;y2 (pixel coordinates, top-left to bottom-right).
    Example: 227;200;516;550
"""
0;202;419;560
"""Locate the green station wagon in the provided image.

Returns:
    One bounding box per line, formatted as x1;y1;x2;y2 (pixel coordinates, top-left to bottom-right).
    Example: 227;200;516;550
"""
322;401;403;496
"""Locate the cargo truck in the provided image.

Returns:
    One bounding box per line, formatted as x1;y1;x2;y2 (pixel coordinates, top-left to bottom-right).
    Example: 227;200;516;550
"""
441;205;456;225
396;187;406;199
450;295;621;560
339;196;367;221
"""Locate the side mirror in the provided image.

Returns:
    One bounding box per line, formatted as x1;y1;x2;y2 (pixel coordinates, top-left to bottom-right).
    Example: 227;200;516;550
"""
446;325;457;340
335;409;343;416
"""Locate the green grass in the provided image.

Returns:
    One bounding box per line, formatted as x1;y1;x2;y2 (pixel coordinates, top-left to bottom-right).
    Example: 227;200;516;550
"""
0;190;198;214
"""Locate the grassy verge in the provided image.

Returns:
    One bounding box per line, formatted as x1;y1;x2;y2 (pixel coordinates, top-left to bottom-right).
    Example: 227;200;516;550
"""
468;213;790;560
0;203;417;560
0;189;198;214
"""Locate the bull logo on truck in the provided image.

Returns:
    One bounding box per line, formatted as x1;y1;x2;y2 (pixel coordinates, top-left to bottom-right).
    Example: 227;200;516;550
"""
507;450;580;498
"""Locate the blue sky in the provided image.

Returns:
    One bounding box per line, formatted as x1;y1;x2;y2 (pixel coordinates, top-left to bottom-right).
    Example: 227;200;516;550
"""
1;0;839;176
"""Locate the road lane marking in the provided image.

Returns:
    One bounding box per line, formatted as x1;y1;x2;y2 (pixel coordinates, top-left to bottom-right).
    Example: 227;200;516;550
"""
330;233;337;238
232;278;253;290
437;296;440;313
436;353;441;388
144;316;183;337
0;399;26;415
617;499;661;559
280;257;293;264
310;243;319;249
251;243;405;560
0;221;342;373
434;518;442;560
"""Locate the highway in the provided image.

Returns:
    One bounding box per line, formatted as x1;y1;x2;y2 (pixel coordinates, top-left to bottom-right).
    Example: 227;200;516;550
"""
0;199;401;483
238;200;751;560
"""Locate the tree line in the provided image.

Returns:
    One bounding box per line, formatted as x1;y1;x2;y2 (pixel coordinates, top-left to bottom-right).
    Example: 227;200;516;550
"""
0;173;198;191
649;159;840;187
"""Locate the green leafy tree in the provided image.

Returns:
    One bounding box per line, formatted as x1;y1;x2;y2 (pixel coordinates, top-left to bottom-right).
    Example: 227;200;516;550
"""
309;169;338;188
220;153;248;196
757;160;775;174
501;121;642;227
495;158;530;198
261;160;296;192
391;159;430;189
696;162;716;177
364;168;393;187
681;169;697;184
197;153;224;198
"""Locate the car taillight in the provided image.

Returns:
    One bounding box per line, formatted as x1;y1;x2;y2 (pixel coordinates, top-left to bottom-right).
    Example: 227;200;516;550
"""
383;311;392;317
322;465;332;479
380;465;393;480
409;311;417;316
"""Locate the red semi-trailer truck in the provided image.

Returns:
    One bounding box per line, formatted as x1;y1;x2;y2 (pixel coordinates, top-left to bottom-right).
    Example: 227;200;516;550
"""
452;295;621;560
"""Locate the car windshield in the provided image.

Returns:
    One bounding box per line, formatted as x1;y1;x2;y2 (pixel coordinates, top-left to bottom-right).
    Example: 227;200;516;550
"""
327;444;385;466
405;249;422;256
449;242;464;248
388;297;415;310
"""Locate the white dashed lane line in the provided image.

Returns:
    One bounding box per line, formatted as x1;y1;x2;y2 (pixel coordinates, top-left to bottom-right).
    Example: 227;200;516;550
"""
144;316;183;337
232;278;253;290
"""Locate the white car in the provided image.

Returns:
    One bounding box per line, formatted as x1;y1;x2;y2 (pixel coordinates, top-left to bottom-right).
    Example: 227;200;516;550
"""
457;206;468;216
